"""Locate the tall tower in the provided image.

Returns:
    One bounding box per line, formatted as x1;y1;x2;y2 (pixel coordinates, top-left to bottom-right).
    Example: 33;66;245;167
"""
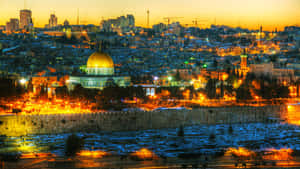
77;8;79;25
147;10;150;28
258;25;263;46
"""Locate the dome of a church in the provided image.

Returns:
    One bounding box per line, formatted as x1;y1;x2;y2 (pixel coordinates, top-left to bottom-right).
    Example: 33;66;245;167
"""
87;51;114;69
86;51;115;76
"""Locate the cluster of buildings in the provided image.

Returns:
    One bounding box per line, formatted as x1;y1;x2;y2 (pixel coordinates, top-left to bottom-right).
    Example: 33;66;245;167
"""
5;9;60;33
0;12;300;99
6;9;33;33
100;15;135;33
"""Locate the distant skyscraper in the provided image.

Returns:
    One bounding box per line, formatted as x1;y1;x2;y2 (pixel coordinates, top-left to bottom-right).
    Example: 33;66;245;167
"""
19;9;33;29
63;20;70;27
49;14;58;28
127;14;135;27
6;18;19;32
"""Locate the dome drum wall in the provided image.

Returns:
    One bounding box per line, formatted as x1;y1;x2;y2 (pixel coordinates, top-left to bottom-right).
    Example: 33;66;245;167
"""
86;67;114;76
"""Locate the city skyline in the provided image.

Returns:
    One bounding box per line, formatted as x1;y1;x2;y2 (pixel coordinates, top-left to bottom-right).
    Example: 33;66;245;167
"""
0;0;299;31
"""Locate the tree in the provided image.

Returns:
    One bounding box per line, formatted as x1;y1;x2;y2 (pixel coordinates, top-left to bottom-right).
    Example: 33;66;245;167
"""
276;86;289;98
174;70;181;81
55;85;69;98
236;84;252;101
205;78;217;99
65;134;84;156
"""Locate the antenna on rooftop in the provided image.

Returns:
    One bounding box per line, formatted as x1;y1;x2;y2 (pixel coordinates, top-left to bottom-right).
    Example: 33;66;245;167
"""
147;10;150;28
24;0;27;9
77;8;79;25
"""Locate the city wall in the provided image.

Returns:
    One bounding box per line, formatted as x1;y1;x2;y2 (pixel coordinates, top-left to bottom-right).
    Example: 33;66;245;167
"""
0;105;287;136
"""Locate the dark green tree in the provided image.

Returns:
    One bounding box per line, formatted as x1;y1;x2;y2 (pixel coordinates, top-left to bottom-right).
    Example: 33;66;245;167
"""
205;78;217;99
236;84;252;101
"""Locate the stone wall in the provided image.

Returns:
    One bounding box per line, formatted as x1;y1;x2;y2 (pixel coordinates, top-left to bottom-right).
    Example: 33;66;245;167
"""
0;105;286;136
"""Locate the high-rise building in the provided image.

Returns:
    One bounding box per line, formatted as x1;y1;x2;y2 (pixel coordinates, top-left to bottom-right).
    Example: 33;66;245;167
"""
63;20;70;27
19;9;33;29
127;14;135;27
49;14;58;28
6;18;19;32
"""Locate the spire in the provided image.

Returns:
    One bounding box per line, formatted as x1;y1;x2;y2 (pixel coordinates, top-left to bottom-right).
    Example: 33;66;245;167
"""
24;0;27;9
77;8;79;25
97;40;107;53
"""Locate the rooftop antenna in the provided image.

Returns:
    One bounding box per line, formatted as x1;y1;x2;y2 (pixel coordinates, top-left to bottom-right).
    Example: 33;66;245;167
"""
147;10;150;28
77;8;79;25
24;0;27;9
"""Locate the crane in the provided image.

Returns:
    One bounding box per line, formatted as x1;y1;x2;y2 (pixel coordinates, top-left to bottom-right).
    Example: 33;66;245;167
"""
192;18;208;28
163;17;183;25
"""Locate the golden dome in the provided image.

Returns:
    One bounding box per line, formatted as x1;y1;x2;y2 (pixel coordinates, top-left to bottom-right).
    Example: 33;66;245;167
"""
87;51;114;68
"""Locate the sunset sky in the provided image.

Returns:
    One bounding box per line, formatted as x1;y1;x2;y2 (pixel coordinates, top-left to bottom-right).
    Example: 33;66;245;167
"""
0;0;299;31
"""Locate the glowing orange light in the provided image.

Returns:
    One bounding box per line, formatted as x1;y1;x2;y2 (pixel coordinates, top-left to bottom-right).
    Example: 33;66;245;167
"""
20;153;55;159
227;147;254;157
286;105;300;125
3;93;94;115
222;74;229;81
131;148;157;160
77;150;108;158
263;148;293;162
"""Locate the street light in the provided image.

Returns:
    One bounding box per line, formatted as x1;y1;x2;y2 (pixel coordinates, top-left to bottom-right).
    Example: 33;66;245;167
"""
19;78;27;85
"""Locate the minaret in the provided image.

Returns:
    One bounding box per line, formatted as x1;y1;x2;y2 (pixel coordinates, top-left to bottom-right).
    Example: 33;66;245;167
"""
259;25;263;46
240;49;249;77
240;49;247;69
